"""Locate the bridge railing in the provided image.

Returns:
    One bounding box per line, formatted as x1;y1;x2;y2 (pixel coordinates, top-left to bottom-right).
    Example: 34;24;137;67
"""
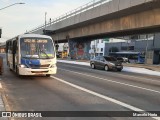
28;0;112;33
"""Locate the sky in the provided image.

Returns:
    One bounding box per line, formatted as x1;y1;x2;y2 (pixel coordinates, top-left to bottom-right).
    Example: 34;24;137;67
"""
0;0;92;42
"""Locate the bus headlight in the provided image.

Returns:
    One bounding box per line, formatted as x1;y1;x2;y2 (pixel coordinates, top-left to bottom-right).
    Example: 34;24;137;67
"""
50;64;56;68
19;64;27;68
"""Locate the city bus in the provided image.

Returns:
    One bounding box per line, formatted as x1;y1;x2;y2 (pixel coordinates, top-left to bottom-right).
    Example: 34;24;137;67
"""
109;52;145;64
6;34;57;77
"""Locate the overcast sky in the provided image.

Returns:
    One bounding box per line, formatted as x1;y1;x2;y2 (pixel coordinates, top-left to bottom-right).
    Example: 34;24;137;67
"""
0;0;91;42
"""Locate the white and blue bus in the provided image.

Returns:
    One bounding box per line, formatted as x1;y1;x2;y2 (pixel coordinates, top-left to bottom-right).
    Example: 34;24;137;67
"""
6;34;57;77
109;52;145;64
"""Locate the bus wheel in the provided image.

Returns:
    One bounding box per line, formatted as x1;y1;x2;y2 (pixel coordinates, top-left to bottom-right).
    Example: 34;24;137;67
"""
16;66;20;76
9;64;12;71
46;74;51;77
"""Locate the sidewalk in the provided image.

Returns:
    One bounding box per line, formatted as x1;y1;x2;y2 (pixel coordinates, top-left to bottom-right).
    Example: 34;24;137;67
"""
0;94;5;111
123;63;160;72
0;78;5;110
0;77;8;120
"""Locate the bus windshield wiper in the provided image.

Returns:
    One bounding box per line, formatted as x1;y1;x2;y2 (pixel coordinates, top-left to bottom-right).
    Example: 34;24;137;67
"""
40;49;50;59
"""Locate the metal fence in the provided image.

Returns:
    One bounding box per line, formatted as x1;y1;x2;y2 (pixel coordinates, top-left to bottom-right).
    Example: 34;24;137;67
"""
28;0;112;33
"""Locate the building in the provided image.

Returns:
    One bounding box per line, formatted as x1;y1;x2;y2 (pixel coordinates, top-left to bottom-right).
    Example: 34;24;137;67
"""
90;39;105;59
57;43;69;58
90;38;126;59
58;43;69;52
104;34;160;65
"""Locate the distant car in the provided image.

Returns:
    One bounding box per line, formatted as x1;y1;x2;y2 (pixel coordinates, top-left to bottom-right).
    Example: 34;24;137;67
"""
90;56;123;71
56;54;60;58
117;57;129;63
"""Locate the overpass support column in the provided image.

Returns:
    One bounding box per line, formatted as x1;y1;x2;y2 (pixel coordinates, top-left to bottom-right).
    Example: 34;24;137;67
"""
68;39;91;60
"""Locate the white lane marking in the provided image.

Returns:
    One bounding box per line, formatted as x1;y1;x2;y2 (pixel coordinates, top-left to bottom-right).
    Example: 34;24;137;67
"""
51;76;159;120
60;64;160;84
59;68;160;94
0;83;2;89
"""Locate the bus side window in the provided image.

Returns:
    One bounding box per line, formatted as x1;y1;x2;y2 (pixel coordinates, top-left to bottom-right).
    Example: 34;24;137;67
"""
13;41;17;54
9;41;12;54
6;42;8;53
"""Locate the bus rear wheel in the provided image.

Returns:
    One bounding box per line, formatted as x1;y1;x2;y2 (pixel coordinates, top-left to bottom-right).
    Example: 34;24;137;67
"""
8;64;12;71
16;66;21;77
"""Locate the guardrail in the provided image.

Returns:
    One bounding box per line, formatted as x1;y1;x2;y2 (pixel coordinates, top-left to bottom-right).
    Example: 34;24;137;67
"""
28;0;112;33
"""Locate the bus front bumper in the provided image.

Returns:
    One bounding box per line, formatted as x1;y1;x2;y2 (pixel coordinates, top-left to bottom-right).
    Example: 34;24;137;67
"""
19;67;57;76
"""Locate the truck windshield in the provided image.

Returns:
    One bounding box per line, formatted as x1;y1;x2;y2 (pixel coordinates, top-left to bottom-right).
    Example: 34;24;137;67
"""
20;38;55;59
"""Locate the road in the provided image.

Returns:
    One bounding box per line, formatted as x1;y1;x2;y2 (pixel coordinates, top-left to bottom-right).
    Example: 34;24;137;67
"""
0;54;160;120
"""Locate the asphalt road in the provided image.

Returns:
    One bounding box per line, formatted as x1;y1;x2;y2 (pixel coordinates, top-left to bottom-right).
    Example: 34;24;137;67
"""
0;54;160;120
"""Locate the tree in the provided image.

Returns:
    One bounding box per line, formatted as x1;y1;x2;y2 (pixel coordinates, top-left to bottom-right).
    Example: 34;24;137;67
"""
109;47;119;53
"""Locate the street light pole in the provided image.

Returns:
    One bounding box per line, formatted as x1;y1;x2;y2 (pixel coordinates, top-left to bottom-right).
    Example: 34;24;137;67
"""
45;12;47;29
0;3;25;11
145;34;149;64
0;2;25;39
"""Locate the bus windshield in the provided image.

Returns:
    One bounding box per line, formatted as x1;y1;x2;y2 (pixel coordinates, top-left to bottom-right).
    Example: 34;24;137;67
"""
20;38;55;59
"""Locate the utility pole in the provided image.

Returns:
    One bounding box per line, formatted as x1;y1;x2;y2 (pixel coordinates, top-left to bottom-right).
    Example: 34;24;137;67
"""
45;12;47;29
0;2;25;39
94;40;96;57
145;34;149;64
49;18;51;26
66;35;70;59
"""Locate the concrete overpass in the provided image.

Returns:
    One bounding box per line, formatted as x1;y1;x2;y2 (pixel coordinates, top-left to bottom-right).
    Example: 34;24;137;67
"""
27;0;160;60
29;0;160;42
